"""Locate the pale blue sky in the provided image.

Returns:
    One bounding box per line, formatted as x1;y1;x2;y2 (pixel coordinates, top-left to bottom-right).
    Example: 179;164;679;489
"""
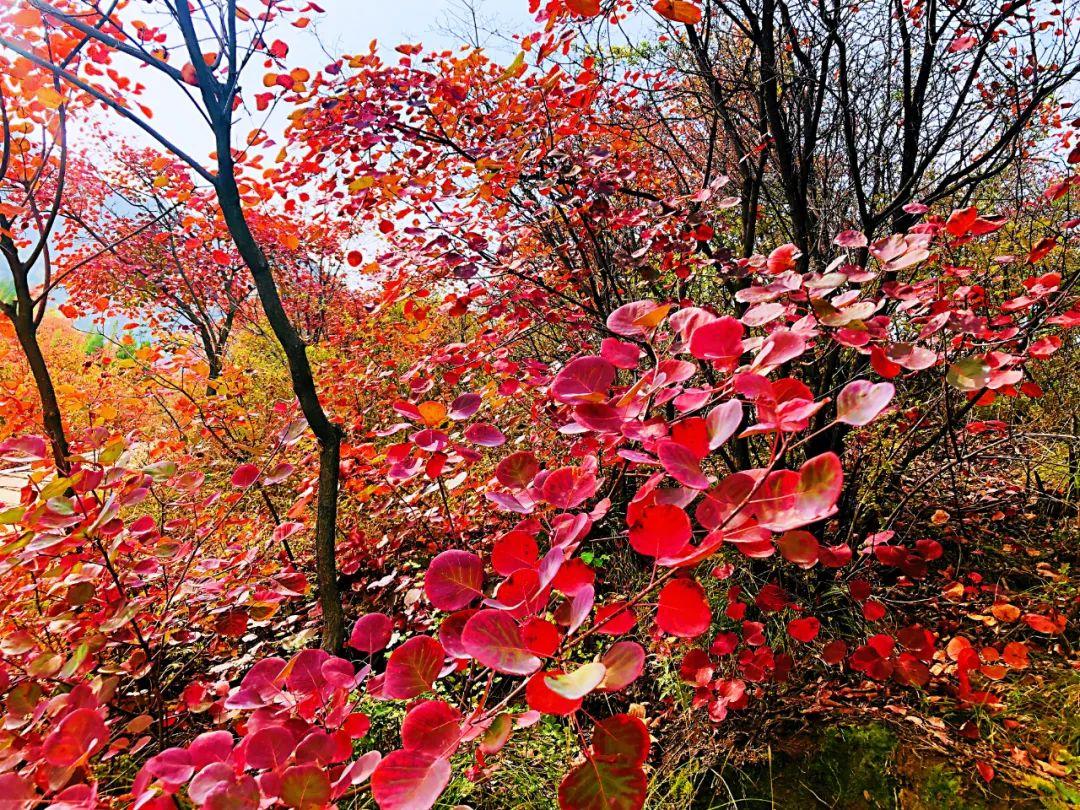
93;0;534;163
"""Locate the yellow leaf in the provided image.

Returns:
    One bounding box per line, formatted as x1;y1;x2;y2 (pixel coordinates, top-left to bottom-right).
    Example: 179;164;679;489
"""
36;87;64;109
348;175;375;192
497;51;526;83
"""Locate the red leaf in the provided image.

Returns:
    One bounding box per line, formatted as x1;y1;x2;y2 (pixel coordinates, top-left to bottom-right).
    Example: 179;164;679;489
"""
594;601;638;635
870;346;902;379
629;503;691;558
945;206;979;236
523;616;562;657
383;636;444;698
1027;236;1057;263
401;700;463;759
822;639;847;664
461;610;541;674
437;610;477;659
496;451;540;489
424;550;484;611
492;531;540;576
656;579;711;638
787;616;821;643
371;750;451;810
592;714;651;765
558;758;647;810
767;242;801;273
349;613;393;653
42;709;108;767
565;0;602;16
777;530;820;568
245;726;294;770
527;670;583;715
688;316;744;361
231;463;260;488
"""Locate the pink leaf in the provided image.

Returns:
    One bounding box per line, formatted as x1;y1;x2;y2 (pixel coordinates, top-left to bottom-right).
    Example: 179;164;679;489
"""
544;662;607;699
598;641;646;691
606;299;658;336
600;337;641;368
230;463;260;488
551;356;615;404
0;435;48;462
349;613;394;653
540;466;598;510
448;392;482;420
464;422;506;447
425;550;484;611
949;34;977;52
706;400;743;450
754;329;806;368
461;610;541;675
371;751;451;810
836;380;894;426
657;439;709;489
834;229;868;248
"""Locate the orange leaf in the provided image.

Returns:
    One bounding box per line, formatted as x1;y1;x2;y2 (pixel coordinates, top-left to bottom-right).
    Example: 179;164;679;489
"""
1022;612;1065;634
566;0;602;16
417;401;447;427
990;603;1019;623
632;303;672;330
653;0;703;24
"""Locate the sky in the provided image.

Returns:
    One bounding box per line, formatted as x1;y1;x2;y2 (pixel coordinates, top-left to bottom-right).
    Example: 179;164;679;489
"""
51;0;538;335
95;0;535;162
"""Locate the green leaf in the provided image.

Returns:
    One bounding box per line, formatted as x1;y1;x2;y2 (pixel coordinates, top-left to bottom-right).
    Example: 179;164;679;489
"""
946;357;990;391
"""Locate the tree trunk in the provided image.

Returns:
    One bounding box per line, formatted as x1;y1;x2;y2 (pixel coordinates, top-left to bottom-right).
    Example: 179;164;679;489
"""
214;173;346;652
11;313;70;473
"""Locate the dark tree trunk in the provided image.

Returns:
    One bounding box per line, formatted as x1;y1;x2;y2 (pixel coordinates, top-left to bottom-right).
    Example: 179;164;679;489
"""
214;171;345;653
11;312;70;472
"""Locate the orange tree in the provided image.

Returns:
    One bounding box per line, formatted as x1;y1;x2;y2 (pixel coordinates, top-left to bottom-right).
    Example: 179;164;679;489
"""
0;1;1076;809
